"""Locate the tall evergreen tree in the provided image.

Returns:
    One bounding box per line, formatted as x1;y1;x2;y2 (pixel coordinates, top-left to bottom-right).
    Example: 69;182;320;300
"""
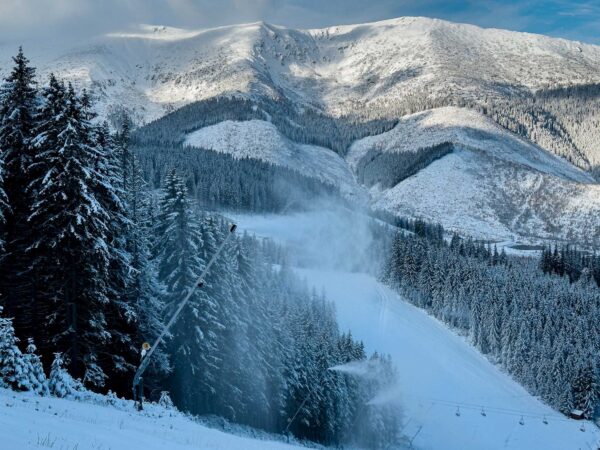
129;153;169;390
93;121;137;393
27;83;113;387
26;73;66;362
0;48;38;339
154;170;219;411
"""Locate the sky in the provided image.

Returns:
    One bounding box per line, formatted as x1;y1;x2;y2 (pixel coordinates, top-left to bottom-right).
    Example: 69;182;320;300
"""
0;0;598;45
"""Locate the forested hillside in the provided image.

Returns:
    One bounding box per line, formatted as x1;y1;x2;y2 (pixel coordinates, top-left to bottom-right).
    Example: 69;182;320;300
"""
0;50;399;447
381;222;600;418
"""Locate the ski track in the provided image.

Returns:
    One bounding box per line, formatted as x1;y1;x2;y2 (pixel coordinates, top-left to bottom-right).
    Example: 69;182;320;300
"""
297;268;599;450
232;212;600;450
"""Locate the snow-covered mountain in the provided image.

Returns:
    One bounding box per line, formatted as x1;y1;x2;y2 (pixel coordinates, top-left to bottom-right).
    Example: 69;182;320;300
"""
2;17;599;245
4;18;600;120
180;106;599;245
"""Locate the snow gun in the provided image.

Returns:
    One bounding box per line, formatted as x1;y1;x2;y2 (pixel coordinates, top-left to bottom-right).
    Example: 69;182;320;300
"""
132;223;237;410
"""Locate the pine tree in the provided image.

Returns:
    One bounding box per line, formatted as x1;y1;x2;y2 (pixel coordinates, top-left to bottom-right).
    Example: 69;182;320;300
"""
572;360;599;418
48;353;81;398
129;155;169;390
154;170;218;412
27;83;114;387
27;73;67;364
0;310;30;391
0;48;38;340
23;338;49;396
93;121;137;394
158;390;175;410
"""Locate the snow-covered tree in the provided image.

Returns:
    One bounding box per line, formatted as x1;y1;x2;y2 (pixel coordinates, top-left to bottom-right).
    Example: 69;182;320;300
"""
93;121;137;393
572;360;599;419
0;48;38;340
382;221;600;417
27;83;114;387
154;170;216;412
48;352;81;398
23;338;49;396
128;153;169;388
158;391;175;410
0;310;29;391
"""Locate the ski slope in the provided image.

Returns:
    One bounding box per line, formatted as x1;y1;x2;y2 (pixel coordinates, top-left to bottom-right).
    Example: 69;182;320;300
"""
0;388;305;450
233;211;600;450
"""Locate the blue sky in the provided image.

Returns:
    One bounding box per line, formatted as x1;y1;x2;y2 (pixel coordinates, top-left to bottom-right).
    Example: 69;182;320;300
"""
0;0;598;44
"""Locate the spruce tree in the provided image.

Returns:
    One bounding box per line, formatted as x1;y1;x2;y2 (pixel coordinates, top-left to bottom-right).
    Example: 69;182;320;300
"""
27;83;113;387
129;155;169;390
23;338;49;396
27;73;66;364
154;170;218;412
93;121;137;394
48;353;80;398
0;48;38;339
0;309;30;390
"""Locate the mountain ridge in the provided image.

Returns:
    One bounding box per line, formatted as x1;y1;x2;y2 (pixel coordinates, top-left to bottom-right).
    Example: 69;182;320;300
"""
2;17;599;246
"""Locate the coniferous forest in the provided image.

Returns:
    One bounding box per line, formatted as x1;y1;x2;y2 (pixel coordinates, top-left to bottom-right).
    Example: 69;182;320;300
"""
0;49;401;447
381;226;600;418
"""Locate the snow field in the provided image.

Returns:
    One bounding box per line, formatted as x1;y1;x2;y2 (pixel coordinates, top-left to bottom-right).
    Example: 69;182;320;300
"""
0;388;305;450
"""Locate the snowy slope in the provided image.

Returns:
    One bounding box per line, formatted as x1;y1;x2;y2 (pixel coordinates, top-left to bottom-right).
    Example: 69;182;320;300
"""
0;388;304;450
302;269;598;450
347;107;593;183
349;107;600;245
232;211;600;450
3;18;600;125
184;119;367;202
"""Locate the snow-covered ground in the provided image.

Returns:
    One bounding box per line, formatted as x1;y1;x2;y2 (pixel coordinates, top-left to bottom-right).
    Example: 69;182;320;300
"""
0;389;305;450
233;211;600;450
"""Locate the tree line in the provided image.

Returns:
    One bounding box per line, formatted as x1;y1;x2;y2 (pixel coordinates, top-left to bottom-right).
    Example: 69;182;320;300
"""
132;95;397;156
135;143;343;213
540;245;600;287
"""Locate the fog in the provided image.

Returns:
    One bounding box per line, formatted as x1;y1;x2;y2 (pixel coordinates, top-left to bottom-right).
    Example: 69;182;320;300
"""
231;197;392;274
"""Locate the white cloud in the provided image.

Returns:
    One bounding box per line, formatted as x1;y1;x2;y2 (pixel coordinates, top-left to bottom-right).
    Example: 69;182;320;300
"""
0;0;596;44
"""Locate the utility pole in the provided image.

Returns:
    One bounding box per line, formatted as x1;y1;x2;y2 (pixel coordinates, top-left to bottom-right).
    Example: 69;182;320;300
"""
132;223;237;410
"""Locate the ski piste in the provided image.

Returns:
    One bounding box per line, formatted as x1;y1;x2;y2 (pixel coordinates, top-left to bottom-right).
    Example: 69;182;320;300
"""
132;223;237;410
